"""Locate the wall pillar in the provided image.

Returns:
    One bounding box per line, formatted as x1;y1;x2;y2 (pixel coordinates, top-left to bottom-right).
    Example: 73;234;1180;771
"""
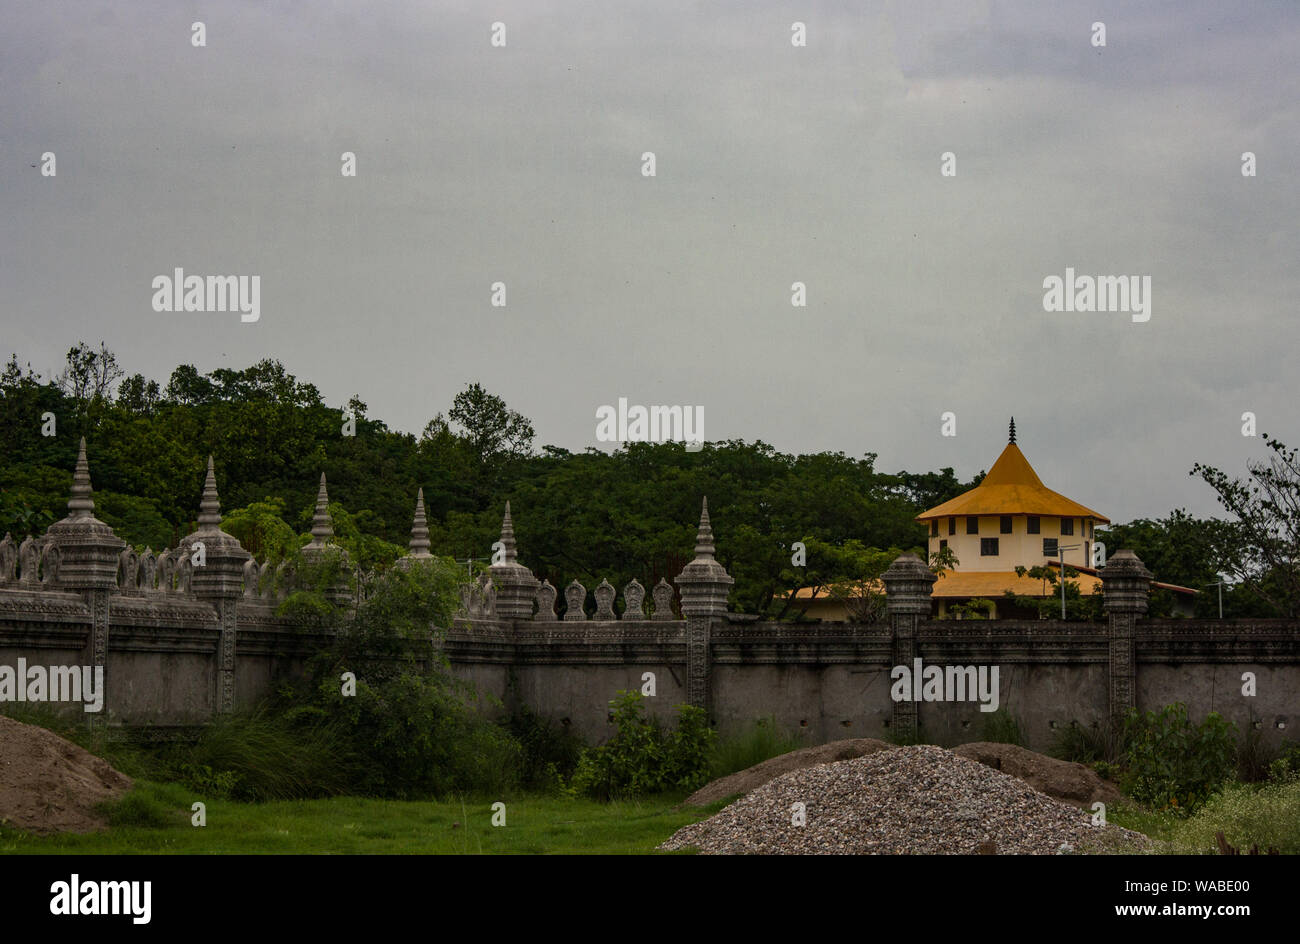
42;439;126;724
882;553;937;741
1100;549;1153;729
183;458;252;715
675;498;733;714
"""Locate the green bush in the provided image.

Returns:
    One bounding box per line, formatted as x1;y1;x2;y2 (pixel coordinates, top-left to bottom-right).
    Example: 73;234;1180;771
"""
505;705;585;793
570;691;715;800
1168;779;1300;854
287;557;525;798
1122;703;1237;814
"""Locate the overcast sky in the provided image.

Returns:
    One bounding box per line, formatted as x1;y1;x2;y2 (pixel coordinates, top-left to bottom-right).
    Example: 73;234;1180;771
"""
2;0;1297;523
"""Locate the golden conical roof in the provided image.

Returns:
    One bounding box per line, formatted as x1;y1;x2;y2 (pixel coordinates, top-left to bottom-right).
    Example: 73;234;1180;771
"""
916;439;1109;523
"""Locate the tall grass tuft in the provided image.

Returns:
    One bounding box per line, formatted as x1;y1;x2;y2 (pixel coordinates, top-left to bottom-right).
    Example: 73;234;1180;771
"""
978;709;1024;746
1049;719;1128;765
160;709;357;802
709;717;802;779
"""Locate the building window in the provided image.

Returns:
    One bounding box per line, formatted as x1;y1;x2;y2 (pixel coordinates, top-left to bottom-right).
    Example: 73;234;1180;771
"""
931;520;939;537
981;538;999;556
1027;516;1040;534
1000;516;1013;534
966;516;979;535
1043;538;1058;557
948;517;956;535
1061;517;1074;536
1084;541;1091;567
940;539;948;551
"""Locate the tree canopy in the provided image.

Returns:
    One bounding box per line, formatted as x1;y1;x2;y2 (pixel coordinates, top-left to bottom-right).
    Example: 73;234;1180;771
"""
2;342;1275;619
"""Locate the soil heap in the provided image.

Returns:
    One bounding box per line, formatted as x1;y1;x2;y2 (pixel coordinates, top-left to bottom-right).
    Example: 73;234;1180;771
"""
0;715;132;835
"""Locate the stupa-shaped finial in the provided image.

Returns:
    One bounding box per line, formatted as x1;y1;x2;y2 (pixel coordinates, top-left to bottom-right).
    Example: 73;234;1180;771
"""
1009;417;1017;445
197;456;222;529
409;488;431;557
496;501;518;565
67;437;95;519
309;473;333;546
694;497;715;560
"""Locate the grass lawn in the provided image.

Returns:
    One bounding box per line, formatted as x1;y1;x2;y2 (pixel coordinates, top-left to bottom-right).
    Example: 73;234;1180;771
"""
0;782;727;855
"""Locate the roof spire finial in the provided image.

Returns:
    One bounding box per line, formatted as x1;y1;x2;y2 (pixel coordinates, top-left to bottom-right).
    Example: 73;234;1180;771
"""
497;501;518;564
309;472;333;547
197;455;222;529
67;436;95;519
408;487;431;557
694;497;716;560
1009;417;1016;445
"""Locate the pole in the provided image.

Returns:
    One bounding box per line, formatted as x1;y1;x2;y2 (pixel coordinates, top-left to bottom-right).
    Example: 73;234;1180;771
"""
1060;547;1066;619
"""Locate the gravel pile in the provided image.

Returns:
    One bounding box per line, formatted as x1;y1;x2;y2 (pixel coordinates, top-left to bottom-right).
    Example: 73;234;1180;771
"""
660;744;1150;855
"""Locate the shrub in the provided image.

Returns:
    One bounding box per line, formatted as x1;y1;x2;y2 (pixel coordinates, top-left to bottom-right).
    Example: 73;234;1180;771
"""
570;691;715;800
1122;703;1237;814
505;705;585;793
275;555;526;798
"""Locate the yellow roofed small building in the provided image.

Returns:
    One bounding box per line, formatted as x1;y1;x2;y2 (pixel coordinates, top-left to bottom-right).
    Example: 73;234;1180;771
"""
780;419;1195;620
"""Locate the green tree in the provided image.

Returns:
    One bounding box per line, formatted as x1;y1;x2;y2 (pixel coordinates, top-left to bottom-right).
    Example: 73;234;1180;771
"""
1192;435;1300;616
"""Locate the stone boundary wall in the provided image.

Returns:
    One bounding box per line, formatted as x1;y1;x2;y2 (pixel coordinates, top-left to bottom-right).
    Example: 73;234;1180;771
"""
0;442;1296;750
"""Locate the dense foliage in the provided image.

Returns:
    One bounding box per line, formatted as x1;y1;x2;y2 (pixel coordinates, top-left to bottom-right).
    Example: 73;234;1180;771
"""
0;346;975;616
3;343;1296;617
1121;703;1238;814
569;691;716;800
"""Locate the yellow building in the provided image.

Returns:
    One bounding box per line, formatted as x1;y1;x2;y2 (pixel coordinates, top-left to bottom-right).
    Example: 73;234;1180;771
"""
916;420;1105;617
782;420;1194;620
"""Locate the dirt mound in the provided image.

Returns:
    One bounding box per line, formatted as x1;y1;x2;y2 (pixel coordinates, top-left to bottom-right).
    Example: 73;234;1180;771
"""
0;715;133;834
684;738;895;807
951;742;1123;809
661;745;1149;855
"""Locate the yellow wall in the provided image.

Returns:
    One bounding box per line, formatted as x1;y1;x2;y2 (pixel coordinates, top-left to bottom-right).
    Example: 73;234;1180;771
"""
927;514;1096;573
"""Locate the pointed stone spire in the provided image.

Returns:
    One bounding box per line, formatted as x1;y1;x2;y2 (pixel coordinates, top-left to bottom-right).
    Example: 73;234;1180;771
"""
197;456;222;530
180;455;250;601
498;500;518;564
309;473;333;548
408;488;431;557
487;499;538;619
693;497;716;560
44;438;125;589
1009;417;1017;445
676;495;733;621
67;437;95;519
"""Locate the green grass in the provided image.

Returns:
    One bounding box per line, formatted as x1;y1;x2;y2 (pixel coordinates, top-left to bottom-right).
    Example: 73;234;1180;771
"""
1166;779;1300;854
0;781;723;855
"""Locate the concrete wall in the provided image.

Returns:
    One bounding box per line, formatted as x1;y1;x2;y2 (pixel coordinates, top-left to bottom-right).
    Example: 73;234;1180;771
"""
2;580;1297;752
